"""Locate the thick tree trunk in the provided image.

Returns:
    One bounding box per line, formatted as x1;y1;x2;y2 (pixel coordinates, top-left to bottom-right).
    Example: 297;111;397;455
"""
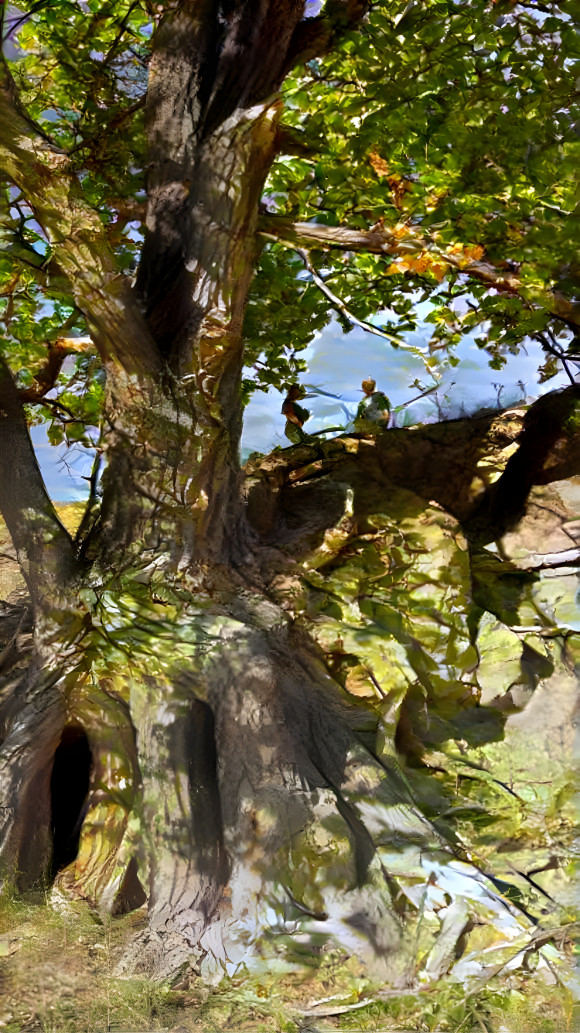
1;385;578;983
119;619;397;980
0;0;577;995
0;669;65;888
0;595;411;979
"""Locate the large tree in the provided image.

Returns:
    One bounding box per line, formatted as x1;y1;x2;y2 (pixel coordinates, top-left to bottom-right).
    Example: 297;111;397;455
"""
0;0;578;1004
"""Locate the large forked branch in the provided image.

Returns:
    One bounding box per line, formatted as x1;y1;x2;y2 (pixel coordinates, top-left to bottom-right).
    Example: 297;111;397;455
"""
244;386;580;553
136;0;313;368
0;65;160;376
0;355;76;608
258;215;580;331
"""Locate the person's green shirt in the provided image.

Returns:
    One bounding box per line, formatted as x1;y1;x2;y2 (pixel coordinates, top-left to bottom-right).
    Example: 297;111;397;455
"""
354;391;391;432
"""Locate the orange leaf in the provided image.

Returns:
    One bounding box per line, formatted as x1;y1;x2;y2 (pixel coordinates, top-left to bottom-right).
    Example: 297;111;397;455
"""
407;255;430;274
369;151;390;177
387;259;411;274
429;261;449;282
463;244;485;261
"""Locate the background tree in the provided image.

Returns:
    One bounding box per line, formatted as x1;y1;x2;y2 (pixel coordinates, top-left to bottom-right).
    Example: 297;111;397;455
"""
0;0;578;1014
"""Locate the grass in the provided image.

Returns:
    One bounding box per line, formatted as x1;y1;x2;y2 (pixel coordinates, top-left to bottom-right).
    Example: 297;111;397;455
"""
0;865;578;1031
0;891;181;1032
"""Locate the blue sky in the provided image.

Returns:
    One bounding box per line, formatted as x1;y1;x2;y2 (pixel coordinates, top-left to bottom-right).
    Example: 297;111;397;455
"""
241;319;562;459
36;317;571;501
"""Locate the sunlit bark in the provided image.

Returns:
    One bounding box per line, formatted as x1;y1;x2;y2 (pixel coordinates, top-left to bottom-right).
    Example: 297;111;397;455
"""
0;0;578;989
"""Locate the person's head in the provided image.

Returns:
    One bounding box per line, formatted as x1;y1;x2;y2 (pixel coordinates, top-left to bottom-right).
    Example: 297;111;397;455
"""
361;377;376;396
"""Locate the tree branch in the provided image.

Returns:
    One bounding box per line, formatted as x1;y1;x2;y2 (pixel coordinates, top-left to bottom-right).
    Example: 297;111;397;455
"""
136;0;306;366
0;62;161;376
520;547;580;571
285;0;371;70
107;197;147;223
465;385;580;542
0;354;77;608
294;246;441;379
296;247;406;346
0;227;69;291
258;215;580;330
244;387;580;553
274;123;317;157
18;336;93;404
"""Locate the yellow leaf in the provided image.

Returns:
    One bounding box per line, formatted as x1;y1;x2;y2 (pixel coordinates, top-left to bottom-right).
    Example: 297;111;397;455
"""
387;260;411;274
429;261;449;282
369;151;390;177
463;244;485;261
407;255;430;274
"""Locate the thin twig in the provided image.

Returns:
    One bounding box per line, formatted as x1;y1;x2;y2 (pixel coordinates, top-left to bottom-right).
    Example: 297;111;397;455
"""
283;885;328;921
295;248;415;350
533;331;577;386
101;0;142;68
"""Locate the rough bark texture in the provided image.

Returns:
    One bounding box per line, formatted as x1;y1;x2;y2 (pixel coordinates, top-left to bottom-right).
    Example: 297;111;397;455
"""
0;355;76;612
1;384;578;979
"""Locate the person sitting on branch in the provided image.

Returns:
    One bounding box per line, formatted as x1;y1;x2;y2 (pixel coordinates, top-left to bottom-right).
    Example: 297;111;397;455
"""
353;376;391;434
282;384;314;444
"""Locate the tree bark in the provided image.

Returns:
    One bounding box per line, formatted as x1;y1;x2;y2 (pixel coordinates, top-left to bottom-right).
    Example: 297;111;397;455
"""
0;668;65;889
1;384;577;980
0;63;160;377
0;355;76;616
0;0;578;992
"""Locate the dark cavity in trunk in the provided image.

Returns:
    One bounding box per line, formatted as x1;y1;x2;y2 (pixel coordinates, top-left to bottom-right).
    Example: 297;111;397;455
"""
49;725;92;878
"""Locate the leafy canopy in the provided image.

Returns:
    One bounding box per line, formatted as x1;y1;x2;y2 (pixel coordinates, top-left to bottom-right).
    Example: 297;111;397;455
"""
0;0;577;447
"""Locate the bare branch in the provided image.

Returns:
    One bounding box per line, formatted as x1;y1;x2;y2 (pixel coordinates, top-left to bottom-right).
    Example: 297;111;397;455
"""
0;354;77;609
74;449;103;563
286;1;371;69
295;247;405;346
532;330;577;387
0;62;161;376
258;215;580;330
293;247;440;381
521;548;580;571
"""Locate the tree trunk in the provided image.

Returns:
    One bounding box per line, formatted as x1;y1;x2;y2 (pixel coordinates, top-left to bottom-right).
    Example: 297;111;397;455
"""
1;393;579;984
1;0;578;993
